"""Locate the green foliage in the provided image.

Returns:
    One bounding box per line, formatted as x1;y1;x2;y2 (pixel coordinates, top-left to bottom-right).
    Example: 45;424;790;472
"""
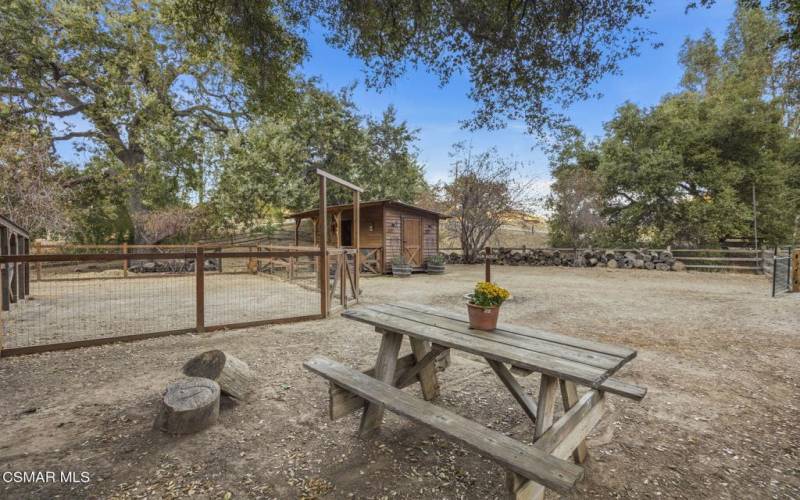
63;156;133;243
427;254;445;266
209;86;427;230
546;128;606;247
310;0;653;134
391;255;407;267
548;6;800;247
0;0;304;241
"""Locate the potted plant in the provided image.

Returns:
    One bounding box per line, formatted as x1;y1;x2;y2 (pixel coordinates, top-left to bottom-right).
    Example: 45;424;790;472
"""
467;281;510;331
391;256;412;277
426;254;446;275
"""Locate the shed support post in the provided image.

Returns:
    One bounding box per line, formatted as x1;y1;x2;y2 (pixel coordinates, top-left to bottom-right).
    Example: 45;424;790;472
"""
353;190;360;301
319;176;328;317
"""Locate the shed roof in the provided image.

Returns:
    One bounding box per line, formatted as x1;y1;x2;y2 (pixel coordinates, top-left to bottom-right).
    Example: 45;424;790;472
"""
290;199;450;220
0;215;30;237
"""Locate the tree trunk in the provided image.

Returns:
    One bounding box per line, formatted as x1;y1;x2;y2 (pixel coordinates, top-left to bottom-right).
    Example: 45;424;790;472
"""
182;350;255;401
116;147;149;244
154;377;220;435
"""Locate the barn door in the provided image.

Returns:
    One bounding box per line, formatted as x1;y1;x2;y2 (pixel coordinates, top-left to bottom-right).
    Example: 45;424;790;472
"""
402;217;422;267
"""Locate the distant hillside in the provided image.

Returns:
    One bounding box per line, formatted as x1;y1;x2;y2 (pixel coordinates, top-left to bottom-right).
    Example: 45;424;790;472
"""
439;217;550;250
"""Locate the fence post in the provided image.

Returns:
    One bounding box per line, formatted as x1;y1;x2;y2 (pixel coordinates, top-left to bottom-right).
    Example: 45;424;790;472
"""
196;248;205;333
122;242;128;278
340;255;346;307
793;249;800;293
485;246;491;283
772;252;778;297
35;241;42;281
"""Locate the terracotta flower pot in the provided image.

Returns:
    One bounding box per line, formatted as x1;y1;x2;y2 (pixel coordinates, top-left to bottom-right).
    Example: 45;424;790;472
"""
467;303;500;331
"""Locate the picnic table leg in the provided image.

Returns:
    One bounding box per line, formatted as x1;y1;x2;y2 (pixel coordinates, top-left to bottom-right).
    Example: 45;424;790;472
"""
560;380;589;464
507;374;560;500
359;329;403;435
409;338;440;401
486;359;537;424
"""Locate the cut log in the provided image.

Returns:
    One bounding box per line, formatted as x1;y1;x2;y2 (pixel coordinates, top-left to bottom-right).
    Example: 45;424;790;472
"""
182;350;255;401
154;377;220;435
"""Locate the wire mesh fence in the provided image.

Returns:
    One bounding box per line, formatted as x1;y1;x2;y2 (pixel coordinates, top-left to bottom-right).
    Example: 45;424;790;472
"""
772;255;792;297
0;249;329;354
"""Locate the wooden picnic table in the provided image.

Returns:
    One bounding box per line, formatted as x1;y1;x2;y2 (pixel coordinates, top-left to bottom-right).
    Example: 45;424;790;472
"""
304;302;646;499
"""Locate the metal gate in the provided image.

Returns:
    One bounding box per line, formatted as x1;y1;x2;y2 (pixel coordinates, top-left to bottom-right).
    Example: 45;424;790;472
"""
772;254;792;297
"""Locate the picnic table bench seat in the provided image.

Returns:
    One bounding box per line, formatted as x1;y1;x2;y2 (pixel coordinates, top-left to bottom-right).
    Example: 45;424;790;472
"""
305;302;646;499
305;356;584;494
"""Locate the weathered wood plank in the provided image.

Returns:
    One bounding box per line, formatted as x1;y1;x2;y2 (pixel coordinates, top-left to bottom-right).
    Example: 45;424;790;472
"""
596;377;647;401
391;302;636;361
329;350;451;420
508;364;646;401
342;307;612;388
486;359;537;423
359;330;403;435
304;356;583;494
534;374;559;440
517;390;607;499
535;390;606;460
559;380;588;463
373;303;626;371
402;339;441;399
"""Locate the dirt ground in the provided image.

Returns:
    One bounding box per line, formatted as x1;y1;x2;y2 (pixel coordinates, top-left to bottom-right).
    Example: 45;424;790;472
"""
1;272;320;349
0;265;798;499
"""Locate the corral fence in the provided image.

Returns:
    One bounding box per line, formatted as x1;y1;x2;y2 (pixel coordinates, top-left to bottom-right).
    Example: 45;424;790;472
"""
441;246;784;275
670;248;764;274
0;246;358;356
764;246;796;297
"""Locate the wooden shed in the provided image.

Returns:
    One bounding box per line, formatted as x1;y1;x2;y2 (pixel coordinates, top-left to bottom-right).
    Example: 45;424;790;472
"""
0;215;31;311
290;200;449;273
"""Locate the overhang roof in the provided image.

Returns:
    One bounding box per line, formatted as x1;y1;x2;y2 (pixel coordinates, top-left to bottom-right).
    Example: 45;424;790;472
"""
290;199;450;220
0;215;30;237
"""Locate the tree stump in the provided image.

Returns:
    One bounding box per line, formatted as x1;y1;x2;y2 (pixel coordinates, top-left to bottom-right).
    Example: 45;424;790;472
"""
154;377;220;435
182;350;255;401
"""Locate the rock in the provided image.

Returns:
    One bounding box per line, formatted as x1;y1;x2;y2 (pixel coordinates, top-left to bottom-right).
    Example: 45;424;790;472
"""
671;261;687;272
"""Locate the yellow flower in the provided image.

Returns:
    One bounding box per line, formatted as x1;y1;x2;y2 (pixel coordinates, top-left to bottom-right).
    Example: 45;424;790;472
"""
472;281;510;307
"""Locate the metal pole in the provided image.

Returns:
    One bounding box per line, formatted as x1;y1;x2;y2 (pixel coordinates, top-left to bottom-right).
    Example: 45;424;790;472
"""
485;246;491;283
752;182;758;250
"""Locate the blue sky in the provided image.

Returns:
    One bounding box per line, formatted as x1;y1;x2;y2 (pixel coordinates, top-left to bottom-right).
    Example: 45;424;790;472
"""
55;0;737;194
300;0;737;189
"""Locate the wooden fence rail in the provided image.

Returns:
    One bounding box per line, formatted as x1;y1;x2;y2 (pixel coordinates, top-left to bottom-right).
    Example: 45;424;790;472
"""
0;247;359;357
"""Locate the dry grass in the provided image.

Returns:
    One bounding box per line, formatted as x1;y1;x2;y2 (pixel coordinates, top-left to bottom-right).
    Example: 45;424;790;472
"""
0;265;798;499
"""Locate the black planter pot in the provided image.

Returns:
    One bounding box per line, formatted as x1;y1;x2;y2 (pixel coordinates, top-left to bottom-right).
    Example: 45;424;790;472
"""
392;264;412;277
426;263;446;275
